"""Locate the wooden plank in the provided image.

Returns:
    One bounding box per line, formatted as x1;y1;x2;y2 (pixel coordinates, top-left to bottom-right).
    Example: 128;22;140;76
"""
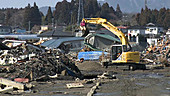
87;82;101;96
0;86;13;93
0;78;24;90
66;83;84;89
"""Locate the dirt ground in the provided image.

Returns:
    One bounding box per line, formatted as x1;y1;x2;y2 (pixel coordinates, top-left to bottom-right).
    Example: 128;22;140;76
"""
1;62;170;96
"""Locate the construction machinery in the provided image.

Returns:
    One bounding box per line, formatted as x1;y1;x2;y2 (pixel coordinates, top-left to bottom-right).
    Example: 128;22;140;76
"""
80;18;146;70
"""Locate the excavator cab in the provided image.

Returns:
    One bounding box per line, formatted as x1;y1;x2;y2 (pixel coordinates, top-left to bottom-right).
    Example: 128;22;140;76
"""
111;45;123;60
111;45;140;63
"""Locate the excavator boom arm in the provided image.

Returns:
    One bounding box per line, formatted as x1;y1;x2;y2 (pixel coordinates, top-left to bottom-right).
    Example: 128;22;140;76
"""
82;18;129;51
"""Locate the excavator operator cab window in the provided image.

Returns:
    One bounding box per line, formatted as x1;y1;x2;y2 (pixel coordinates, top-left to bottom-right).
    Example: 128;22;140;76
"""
111;45;122;60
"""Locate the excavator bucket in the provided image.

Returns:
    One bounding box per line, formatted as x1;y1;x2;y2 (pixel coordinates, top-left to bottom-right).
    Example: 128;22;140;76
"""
80;20;89;37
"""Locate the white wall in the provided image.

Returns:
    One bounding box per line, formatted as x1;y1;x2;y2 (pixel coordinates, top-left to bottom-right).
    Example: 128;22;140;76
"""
145;26;163;34
128;29;145;36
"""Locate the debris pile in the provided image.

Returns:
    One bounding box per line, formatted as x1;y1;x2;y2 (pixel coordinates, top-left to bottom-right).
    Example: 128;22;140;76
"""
0;40;85;94
1;52;82;80
141;40;170;68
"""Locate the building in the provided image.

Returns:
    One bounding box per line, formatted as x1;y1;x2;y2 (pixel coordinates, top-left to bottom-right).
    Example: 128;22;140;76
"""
145;23;163;35
0;26;12;35
127;26;146;42
37;26;74;40
40;37;84;53
145;23;164;45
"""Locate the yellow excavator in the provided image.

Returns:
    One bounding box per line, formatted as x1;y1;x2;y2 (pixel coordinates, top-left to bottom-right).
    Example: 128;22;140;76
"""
80;18;146;70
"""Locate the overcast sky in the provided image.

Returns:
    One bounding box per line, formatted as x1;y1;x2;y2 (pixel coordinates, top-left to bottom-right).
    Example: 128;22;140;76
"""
0;0;73;8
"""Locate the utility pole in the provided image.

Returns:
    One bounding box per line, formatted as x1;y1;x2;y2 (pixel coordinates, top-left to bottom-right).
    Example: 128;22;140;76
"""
77;0;84;25
145;0;147;9
52;18;54;28
52;18;55;37
28;21;31;31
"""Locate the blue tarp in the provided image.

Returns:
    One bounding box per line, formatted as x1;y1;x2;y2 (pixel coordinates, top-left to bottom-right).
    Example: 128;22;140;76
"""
16;29;26;33
78;51;108;60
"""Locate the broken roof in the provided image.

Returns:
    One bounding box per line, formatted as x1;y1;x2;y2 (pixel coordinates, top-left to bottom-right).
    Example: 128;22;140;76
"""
38;26;74;37
38;31;74;37
41;37;84;49
84;33;121;51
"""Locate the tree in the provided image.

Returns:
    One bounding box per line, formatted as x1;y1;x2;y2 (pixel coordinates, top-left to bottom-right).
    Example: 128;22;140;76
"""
52;0;120;25
163;9;170;29
136;13;140;25
23;3;42;30
41;16;47;25
157;7;166;25
5;9;11;25
70;0;78;24
150;9;158;24
53;0;71;25
0;12;5;24
116;4;122;19
23;4;32;30
139;7;148;26
8;10;25;27
145;8;152;23
135;7;169;29
45;6;53;25
84;0;99;17
31;2;42;26
100;3;110;19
